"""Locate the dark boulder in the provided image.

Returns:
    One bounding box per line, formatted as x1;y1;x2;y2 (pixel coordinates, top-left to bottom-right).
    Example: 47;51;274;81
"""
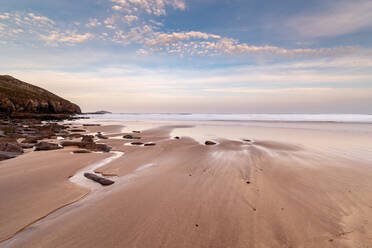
144;143;156;146
96;132;108;139
131;142;144;146
84;173;114;186
81;135;94;145
69;129;86;133
89;143;112;152
72;150;91;154
123;135;141;140
61;141;82;147
205;141;217;146
35;142;63;151
0;152;18;161
20;143;35;149
0;138;24;154
21;137;39;144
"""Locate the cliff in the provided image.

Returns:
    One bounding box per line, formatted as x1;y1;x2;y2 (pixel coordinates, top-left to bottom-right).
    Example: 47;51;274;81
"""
0;75;81;115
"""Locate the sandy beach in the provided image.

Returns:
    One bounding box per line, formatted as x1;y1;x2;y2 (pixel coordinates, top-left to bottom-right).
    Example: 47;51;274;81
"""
1;120;372;248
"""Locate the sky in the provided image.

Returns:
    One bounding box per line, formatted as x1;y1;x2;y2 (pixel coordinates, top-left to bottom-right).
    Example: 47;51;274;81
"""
0;0;372;113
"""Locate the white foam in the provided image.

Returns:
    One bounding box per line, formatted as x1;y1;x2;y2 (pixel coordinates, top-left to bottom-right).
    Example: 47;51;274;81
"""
135;163;156;172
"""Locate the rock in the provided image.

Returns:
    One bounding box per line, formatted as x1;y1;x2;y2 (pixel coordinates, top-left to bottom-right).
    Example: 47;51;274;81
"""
132;131;141;134
84;173;114;186
20;143;35;149
61;141;82;147
0;138;24;154
62;136;111;152
83;124;101;127
174;136;180;139
81;135;94;145
84;111;112;115
243;139;252;142
73;150;91;154
90;143;112;152
68;133;83;139
35;142;63;151
0;152;18;161
144;143;156;146
0;98;16;113
21;137;39;144
131;142;144;146
123;134;141;140
96;132;108;139
205;141;217;146
69;129;86;133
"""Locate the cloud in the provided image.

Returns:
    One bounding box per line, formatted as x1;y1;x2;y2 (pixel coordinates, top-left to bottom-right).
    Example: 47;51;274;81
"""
124;15;138;23
41;31;94;46
0;9;364;60
0;13;10;19
86;18;101;28
28;13;55;25
136;48;148;55
138;30;359;57
287;0;372;38
112;5;123;11
146;31;221;46
113;25;153;45
110;0;186;16
201;38;359;57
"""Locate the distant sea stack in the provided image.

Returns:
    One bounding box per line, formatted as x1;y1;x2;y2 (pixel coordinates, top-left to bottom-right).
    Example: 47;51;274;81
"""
0;75;81;116
85;110;112;115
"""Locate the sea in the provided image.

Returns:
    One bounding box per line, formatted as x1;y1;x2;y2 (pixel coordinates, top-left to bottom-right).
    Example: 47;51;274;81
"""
80;113;372;123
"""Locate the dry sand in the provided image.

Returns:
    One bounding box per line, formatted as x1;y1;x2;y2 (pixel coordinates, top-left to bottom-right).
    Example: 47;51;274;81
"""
1;121;372;248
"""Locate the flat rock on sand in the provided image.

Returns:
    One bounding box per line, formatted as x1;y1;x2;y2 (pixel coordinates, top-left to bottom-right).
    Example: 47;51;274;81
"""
205;140;216;145
34;142;62;151
84;173;114;186
72;150;92;154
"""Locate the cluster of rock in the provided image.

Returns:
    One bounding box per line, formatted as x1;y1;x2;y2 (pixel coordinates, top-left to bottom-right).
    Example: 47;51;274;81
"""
0;117;111;161
62;135;111;152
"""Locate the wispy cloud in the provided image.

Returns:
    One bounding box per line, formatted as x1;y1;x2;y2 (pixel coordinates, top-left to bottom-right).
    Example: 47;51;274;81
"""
287;0;372;38
146;31;221;46
0;13;10;19
110;0;186;16
86;18;101;28
27;13;55;25
41;31;94;46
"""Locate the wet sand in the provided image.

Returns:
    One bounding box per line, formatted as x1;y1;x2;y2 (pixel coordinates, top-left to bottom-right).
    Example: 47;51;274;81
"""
1;121;372;248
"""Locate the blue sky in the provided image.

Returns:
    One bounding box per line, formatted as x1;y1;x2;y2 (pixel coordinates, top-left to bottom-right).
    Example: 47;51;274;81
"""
0;0;372;113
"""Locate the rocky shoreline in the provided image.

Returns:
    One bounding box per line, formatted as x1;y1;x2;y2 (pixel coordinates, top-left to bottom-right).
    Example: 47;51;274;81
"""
0;116;111;161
